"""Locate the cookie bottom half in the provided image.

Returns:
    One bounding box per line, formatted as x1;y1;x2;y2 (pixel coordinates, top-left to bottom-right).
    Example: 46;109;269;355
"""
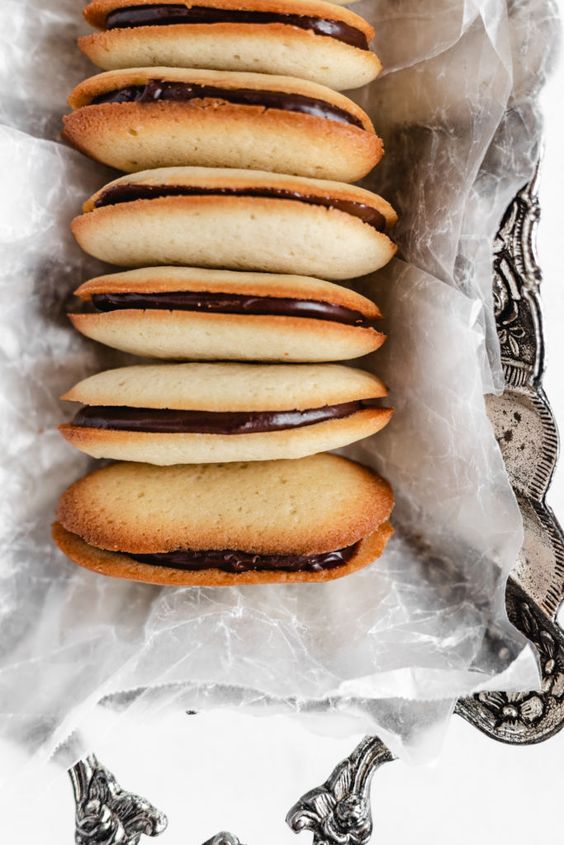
69;309;385;361
78;26;380;91
59;408;392;464
52;520;393;586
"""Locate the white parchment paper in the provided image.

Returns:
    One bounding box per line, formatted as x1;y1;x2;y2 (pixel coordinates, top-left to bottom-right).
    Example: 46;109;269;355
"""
0;0;558;775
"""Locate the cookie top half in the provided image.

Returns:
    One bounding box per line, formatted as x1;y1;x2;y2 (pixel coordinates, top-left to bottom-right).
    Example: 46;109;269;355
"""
84;0;366;33
74;266;382;320
56;455;394;554
61;362;388;410
68;66;374;133
81;165;398;228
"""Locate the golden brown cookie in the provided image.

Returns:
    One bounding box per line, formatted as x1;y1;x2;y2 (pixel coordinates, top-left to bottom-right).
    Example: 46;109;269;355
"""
64;67;383;181
79;0;378;91
71;167;398;279
59;362;392;464
70;266;385;361
53;454;395;585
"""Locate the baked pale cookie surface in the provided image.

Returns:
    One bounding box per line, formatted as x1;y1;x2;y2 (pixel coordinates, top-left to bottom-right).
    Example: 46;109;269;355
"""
53;454;394;585
80;0;377;91
59;362;392;463
71;266;386;361
64;67;382;180
71;167;398;279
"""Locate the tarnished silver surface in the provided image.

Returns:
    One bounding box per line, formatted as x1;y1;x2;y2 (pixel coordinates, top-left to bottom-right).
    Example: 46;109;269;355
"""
458;585;564;741
455;164;564;742
202;834;244;845
286;736;394;844
69;754;168;845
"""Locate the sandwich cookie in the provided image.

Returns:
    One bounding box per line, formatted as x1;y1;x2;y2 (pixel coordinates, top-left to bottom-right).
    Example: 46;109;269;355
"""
64;67;382;181
79;0;378;91
59;362;392;464
70;266;386;361
71;167;398;280
52;454;394;586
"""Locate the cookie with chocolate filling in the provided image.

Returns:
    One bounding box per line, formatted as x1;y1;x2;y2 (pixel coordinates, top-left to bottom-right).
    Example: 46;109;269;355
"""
59;362;392;464
71;167;398;280
79;0;378;92
52;454;394;585
64;67;382;181
70;266;386;361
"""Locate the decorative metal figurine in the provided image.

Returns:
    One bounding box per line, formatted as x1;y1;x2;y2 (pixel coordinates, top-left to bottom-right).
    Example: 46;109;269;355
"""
286;736;394;845
69;755;168;845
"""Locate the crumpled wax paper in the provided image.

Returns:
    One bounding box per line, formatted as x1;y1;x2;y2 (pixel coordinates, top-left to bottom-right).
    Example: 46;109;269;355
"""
0;0;558;775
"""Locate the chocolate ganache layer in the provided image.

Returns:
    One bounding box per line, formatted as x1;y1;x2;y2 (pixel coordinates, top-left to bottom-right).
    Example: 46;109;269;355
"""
72;400;379;434
91;80;364;129
105;5;369;51
90;290;377;326
94;184;387;232
131;542;359;572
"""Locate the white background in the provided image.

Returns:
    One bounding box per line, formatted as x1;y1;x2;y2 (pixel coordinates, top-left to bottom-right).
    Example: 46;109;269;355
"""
1;7;564;843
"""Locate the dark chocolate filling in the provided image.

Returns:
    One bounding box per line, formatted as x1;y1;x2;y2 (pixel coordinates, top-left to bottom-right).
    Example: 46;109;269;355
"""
131;542;359;572
94;184;387;232
90;291;377;327
105;4;369;51
71;400;378;434
91;80;364;129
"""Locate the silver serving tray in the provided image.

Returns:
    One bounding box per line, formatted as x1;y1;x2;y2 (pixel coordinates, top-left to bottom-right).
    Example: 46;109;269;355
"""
68;164;564;845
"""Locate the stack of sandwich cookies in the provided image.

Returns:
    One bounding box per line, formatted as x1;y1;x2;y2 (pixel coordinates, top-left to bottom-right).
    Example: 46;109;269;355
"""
59;362;392;463
52;454;394;586
79;0;380;91
71;166;398;278
64;67;382;179
54;0;397;586
70;267;385;361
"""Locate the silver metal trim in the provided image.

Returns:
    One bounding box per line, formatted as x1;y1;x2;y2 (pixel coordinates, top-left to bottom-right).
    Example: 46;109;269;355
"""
455;165;564;742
